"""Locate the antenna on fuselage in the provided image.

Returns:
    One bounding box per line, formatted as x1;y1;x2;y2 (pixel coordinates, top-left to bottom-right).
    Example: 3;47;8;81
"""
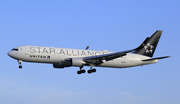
85;46;89;50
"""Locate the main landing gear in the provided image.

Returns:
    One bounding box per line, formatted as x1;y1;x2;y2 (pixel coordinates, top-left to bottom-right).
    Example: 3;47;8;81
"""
77;66;86;74
77;66;96;74
87;68;96;74
77;70;86;74
18;60;22;69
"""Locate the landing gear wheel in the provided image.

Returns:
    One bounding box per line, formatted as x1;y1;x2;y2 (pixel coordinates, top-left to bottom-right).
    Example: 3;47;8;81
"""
18;60;23;69
19;65;22;69
92;69;96;72
77;69;86;74
81;69;86;73
88;70;92;74
77;71;81;74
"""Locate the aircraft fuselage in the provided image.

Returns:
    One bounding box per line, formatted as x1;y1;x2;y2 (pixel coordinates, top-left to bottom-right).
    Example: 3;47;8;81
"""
8;46;158;68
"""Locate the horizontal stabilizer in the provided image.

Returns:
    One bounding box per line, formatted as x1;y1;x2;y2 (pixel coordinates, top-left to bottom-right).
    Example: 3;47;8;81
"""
142;56;171;61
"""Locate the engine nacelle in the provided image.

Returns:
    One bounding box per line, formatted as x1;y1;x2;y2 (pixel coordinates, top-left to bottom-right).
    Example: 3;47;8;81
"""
53;58;86;68
53;61;71;68
71;58;86;67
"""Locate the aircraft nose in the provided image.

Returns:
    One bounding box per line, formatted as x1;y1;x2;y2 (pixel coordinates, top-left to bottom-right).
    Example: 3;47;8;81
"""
8;51;12;57
8;51;15;58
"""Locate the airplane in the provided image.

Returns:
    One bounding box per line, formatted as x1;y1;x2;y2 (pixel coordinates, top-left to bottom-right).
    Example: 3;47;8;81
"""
8;30;170;74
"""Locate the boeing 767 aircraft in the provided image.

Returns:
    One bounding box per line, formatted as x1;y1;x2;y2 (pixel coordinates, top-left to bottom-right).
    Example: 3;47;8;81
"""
8;30;170;74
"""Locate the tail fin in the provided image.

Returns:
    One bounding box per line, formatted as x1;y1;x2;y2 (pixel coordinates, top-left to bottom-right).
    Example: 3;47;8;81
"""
134;30;163;57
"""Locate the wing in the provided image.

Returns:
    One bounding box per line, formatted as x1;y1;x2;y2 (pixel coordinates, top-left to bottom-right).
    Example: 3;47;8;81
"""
64;40;144;66
83;49;132;65
83;44;144;65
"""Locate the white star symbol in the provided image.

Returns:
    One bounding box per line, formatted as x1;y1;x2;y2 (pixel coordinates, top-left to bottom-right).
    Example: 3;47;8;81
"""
144;43;154;53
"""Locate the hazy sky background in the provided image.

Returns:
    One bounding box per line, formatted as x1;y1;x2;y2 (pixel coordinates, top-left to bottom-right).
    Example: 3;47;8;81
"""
0;0;180;104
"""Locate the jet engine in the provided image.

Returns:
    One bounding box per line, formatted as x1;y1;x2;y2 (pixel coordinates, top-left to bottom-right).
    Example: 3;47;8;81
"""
53;58;86;68
53;61;71;68
53;64;71;68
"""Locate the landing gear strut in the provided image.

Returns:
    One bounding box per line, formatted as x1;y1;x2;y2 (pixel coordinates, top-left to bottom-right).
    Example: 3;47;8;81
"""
18;60;22;69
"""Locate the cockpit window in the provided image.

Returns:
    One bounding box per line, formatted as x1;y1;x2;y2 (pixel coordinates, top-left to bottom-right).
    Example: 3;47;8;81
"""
11;48;18;51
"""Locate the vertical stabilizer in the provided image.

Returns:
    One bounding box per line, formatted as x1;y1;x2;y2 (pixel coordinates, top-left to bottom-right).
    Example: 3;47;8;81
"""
134;30;163;57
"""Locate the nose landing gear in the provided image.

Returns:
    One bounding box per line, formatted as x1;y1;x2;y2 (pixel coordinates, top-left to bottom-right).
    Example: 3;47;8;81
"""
18;60;22;69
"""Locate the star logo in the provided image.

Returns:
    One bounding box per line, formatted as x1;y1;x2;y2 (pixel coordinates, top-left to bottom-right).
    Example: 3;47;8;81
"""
144;43;154;53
